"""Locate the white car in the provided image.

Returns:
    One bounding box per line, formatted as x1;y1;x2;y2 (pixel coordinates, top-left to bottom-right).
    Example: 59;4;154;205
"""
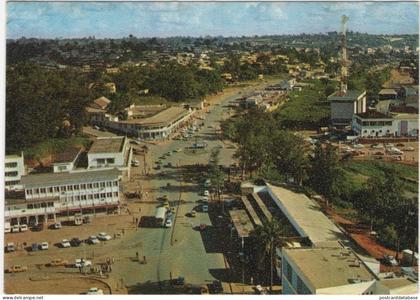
403;146;415;151
203;190;210;197
11;225;20;233
40;242;49;250
165;218;173;228
352;144;364;149
75;259;92;268
371;144;384;149
87;287;104;295
88;236;100;244
19;224;28;232
97;232;112;241
131;159;140;167
61;239;71;248
53;222;62;229
389;147;403;155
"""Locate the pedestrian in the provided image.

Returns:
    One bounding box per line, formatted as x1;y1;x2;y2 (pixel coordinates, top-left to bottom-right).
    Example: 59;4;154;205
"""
112;257;115;264
143;256;147;264
122;228;125;235
136;252;139;260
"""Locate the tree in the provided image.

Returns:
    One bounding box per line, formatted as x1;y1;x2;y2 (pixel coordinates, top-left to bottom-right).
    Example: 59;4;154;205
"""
249;219;290;291
208;148;225;206
307;143;344;201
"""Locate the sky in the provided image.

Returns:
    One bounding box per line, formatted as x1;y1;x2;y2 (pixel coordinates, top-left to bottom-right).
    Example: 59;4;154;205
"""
6;1;419;39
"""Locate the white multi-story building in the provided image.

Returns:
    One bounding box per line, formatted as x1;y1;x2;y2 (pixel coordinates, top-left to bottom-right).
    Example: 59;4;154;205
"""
6;168;121;225
5;152;25;190
87;136;132;179
352;111;418;138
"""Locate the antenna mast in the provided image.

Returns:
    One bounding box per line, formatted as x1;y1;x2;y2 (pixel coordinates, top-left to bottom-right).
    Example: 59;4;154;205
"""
340;15;349;92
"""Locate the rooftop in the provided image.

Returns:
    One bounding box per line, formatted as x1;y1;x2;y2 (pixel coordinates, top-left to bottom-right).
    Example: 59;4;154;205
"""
120;106;189;126
379;89;398;95
229;209;254;238
355;110;391;119
54;147;82;164
328;90;365;101
21;168;120;187
267;183;344;246
92;96;111;109
89;136;125;154
283;247;377;290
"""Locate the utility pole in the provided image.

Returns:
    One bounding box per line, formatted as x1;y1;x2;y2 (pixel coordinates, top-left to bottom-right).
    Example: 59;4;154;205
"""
270;236;274;293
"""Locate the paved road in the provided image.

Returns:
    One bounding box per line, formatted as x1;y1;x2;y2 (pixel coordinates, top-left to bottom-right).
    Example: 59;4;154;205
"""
110;90;245;291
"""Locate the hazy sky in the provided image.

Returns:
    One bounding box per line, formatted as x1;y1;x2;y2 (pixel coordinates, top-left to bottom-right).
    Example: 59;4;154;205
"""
7;1;419;39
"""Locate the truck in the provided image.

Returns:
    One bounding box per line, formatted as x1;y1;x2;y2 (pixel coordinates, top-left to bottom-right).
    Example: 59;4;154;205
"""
155;207;167;227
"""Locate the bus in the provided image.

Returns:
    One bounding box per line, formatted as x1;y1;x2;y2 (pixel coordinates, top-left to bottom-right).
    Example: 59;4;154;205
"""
155;207;167;227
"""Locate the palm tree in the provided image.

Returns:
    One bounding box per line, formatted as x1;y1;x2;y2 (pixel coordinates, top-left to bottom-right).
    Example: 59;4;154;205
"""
249;219;290;292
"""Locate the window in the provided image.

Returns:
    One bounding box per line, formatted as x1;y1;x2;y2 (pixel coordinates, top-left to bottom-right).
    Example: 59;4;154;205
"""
5;171;18;177
106;182;111;187
26;189;32;195
94;182;99;188
88;194;93;200
113;181;118;186
48;202;54;207
61;186;67;192
5;162;17;168
94;194;100;199
297;276;311;294
41;203;47;208
285;261;293;283
88;183;93;189
101;193;106;198
58;166;67;171
68;185;73;191
106;158;115;164
34;188;39;194
100;182;105;188
75;195;80;201
114;192;119;197
107;192;112;197
97;158;106;164
54;187;59;192
27;204;33;209
48;187;53;193
81;184;86;189
73;185;79;190
40;188;46;194
81;195;87;200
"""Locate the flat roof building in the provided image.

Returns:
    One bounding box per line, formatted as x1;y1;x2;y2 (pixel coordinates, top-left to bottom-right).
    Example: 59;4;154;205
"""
328;90;366;127
88;136;132;179
53;147;83;173
282;247;377;295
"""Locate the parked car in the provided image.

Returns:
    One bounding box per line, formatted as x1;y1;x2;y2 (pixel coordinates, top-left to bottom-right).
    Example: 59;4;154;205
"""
48;258;69;267
131;159;140;167
87;287;104;295
6;242;15;253
190;210;197;217
202;205;209;213
70;238;82;247
52;222;62;229
11;225;20;233
97;232;112;241
403;146;415;151
371;144;384;149
19;224;28;232
6;265;28;273
75;259;92;268
60;239;71;248
384;254;398;266
165;217;173;228
352;144;364;149
31;224;44;232
203;190;210;197
40;242;49;250
88;236;100;245
31;243;39;252
4;224;11;234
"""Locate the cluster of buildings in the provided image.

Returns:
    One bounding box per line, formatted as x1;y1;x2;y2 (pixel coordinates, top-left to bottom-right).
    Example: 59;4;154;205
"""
5;136;133;228
86;97;195;140
236;182;417;295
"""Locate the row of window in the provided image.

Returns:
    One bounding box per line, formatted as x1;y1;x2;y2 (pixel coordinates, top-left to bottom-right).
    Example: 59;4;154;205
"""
26;181;118;196
284;260;311;294
27;202;55;209
5;180;20;186
5;162;18;168
5;171;18;177
355;118;392;126
63;192;118;202
96;158;115;164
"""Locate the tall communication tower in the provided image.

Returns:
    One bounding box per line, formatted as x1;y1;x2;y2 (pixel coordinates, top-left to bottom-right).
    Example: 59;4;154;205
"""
340;15;349;92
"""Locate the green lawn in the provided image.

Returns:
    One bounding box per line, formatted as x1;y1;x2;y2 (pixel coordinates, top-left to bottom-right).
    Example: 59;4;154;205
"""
341;160;418;193
23;136;91;160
